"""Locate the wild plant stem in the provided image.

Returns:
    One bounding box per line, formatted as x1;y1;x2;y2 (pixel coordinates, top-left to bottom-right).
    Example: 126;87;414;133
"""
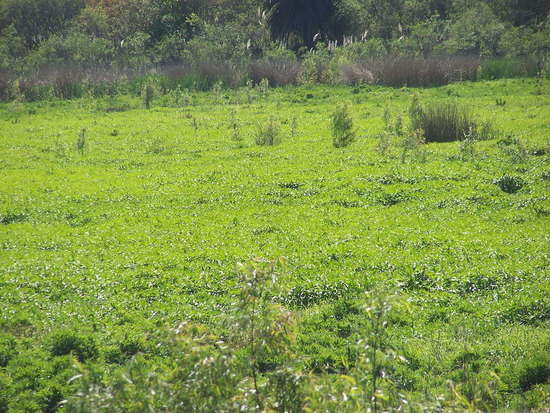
250;277;263;412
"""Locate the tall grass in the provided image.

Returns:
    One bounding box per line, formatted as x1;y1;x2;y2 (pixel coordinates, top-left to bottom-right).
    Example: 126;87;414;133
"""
249;58;301;86
255;119;282;146
0;54;543;102
342;56;479;86
479;57;539;80
409;98;480;143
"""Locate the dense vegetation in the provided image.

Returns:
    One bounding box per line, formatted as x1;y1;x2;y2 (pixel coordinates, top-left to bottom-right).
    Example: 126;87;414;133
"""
0;78;549;411
1;0;550;99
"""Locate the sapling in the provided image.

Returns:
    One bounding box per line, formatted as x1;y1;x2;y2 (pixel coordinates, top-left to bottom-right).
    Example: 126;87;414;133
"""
76;128;87;155
255;118;281;146
141;81;155;109
331;103;355;148
356;292;408;413
230;257;295;411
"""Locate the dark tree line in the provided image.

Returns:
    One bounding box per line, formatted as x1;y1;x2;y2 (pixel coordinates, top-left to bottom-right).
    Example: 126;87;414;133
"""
0;0;549;74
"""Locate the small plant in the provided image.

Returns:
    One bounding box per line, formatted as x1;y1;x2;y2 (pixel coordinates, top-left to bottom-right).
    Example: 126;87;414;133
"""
499;137;529;163
376;131;392;156
141;81;155;109
394;113;403;137
212;81;224;104
458;126;479;161
383;107;391;131
230;258;296;411
496;97;506;106
258;78;269;95
229;109;242;142
494;175;525;194
76;128;87;155
290;117;298;138
355;292;408;413
458;136;477;161
409;98;485;143
400;128;426;163
255;119;282;146
49;331;98;362
331;103;355;148
245;79;256;104
514;352;550;392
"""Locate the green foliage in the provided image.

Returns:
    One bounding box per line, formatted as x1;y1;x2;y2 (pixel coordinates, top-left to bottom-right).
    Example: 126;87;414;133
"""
75;128;87;155
331;102;355;148
409;98;489;143
0;79;549;411
480;57;539;80
442;4;505;57
141;81;156;109
514;352;550;392
1;0;86;49
255;118;282;146
48;331;98;362
493;175;525;193
400;128;427;163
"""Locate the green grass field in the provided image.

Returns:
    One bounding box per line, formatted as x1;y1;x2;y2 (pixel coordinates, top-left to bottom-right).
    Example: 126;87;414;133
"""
0;78;549;412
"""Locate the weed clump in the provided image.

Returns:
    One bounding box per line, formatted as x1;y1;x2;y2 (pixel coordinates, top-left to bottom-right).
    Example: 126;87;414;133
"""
494;175;525;193
49;331;98;362
255;119;281;146
331;103;355;148
141;81;156;109
514;353;550;392
409;97;493;143
76;128;87;154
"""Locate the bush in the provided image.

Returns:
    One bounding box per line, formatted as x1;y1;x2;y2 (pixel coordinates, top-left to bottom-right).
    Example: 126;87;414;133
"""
514;353;550;392
480;57;539;80
255;119;281;146
341;63;375;85
249;57;302;86
195;59;244;89
349;56;479;87
48;331;98;362
409;98;483;143
299;47;333;84
141;81;156;109
331;103;355;148
493;175;525;194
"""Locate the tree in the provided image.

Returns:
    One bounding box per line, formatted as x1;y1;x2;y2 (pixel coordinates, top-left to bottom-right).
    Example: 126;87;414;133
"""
264;0;335;49
1;0;86;49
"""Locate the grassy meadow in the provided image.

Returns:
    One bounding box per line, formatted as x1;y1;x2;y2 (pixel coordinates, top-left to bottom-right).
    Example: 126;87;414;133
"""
0;78;549;411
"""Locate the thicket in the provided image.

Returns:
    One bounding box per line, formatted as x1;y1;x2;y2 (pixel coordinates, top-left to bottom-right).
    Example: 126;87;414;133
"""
0;0;549;101
20;259;543;411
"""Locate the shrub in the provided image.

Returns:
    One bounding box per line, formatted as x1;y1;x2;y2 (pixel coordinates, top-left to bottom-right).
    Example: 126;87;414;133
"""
479;57;539;80
493;175;525;193
299;47;332;84
141;81;155;109
331;103;355;148
76;128;87;155
255;119;281;146
400;129;427;163
195;59;243;89
48;331;98;362
352;56;479;87
249;57;302;87
514;353;550;392
0;335;16;367
409;99;481;143
341;63;375;85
